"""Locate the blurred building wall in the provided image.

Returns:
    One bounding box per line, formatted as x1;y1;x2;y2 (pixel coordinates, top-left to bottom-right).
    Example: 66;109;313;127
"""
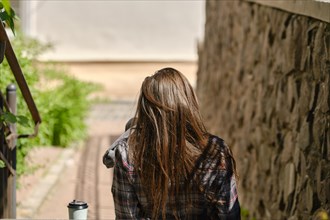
18;1;205;62
197;1;329;219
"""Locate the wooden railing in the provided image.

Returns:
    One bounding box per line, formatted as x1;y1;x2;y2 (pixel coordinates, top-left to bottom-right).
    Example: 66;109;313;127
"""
0;21;41;218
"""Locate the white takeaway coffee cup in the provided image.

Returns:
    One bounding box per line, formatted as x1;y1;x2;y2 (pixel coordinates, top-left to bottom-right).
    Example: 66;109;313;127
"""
67;200;88;220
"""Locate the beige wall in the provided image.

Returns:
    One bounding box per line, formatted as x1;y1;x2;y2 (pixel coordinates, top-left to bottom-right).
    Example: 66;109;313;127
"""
20;1;205;62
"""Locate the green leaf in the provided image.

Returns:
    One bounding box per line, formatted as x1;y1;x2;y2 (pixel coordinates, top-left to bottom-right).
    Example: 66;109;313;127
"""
0;0;16;35
3;112;17;123
1;0;11;15
0;160;5;168
0;11;9;21
8;8;16;34
16;115;30;127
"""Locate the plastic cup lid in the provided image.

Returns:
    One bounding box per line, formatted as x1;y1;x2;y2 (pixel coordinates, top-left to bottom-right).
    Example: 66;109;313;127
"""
67;200;88;209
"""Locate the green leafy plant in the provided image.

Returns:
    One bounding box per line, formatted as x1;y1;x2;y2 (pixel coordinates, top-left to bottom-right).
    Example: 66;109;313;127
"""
0;32;100;175
0;0;16;34
30;66;100;147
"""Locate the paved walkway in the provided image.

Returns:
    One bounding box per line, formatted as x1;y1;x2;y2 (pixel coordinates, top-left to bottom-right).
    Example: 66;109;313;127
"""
16;62;197;219
17;101;135;219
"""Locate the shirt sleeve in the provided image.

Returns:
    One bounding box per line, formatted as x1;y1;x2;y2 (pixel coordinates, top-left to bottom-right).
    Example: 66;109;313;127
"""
111;143;140;219
206;173;240;219
195;136;240;219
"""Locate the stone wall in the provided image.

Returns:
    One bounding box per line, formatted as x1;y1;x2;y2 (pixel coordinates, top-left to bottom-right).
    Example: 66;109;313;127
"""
196;1;329;219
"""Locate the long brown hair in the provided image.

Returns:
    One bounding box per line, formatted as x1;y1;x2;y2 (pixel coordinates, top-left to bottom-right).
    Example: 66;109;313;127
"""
129;67;208;219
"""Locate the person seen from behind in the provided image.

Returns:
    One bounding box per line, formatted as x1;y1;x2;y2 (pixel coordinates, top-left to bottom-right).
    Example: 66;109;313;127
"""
110;67;240;219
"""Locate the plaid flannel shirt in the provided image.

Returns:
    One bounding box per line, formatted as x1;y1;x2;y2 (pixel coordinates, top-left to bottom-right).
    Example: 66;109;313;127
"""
111;133;240;219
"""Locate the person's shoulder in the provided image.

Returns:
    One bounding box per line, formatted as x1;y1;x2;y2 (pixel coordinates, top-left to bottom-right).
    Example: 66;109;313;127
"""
207;134;228;151
201;134;233;169
112;129;130;150
114;130;133;171
103;129;131;169
115;138;129;159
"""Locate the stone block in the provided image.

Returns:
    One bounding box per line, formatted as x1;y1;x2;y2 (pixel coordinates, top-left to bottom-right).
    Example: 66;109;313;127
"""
258;143;272;172
281;132;294;163
312;24;326;81
297;122;310;151
318;80;329;114
284;163;296;199
299;80;312;115
305;178;314;213
293;144;300;171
